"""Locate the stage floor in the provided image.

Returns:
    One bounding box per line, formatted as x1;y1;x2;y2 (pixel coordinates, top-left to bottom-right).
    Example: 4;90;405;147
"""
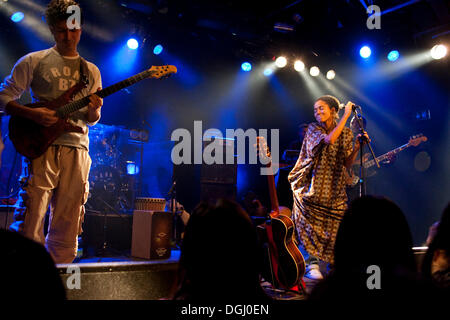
57;249;308;300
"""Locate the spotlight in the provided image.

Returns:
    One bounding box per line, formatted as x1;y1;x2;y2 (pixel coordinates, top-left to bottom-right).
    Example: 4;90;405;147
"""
430;44;447;60
263;68;273;76
275;56;287;68
387;50;399;62
126;161;140;175
310;66;319;77
294;60;305;72
153;44;163;55
241;62;252;72
127;38;139;50
11;12;24;23
359;45;372;59
326;70;336;80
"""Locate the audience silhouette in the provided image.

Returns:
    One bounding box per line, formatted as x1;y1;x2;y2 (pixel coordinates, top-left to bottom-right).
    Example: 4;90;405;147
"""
309;196;431;303
171;199;271;301
1;229;66;300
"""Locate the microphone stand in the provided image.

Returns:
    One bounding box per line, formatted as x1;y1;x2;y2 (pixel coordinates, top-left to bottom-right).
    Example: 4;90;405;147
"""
167;180;181;249
352;106;380;197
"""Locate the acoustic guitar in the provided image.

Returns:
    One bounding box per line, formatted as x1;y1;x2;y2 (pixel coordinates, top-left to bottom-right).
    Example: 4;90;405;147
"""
256;136;305;289
9;65;177;159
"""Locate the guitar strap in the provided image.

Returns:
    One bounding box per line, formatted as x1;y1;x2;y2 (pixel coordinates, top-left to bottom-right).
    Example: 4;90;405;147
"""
79;57;90;87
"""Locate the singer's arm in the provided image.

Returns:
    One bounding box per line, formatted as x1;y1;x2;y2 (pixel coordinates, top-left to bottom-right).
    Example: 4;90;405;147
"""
324;102;353;145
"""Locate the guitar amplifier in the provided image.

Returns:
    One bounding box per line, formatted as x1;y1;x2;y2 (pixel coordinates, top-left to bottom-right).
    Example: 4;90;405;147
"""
131;210;172;260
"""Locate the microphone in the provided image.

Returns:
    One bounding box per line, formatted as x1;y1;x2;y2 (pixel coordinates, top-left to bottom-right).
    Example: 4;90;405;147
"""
352;104;361;111
338;103;361;111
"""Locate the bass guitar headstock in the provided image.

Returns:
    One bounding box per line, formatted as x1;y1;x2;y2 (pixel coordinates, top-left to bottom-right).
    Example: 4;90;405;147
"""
408;133;427;147
148;65;177;79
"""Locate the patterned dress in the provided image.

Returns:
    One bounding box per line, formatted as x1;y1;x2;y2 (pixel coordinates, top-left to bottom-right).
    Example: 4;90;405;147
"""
288;122;354;263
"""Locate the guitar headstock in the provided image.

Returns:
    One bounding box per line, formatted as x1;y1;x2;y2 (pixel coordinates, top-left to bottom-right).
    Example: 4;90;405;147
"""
255;136;272;163
148;65;177;79
408;133;427;147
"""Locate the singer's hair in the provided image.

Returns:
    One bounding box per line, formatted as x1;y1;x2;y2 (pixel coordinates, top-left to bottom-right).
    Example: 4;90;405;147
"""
316;95;340;120
317;95;340;111
45;0;82;27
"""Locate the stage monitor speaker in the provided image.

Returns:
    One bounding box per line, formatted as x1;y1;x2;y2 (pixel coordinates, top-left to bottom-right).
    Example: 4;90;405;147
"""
82;212;133;255
131;210;172;260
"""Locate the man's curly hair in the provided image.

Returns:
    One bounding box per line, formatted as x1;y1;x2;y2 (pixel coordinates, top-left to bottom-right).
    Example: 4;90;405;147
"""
45;0;82;27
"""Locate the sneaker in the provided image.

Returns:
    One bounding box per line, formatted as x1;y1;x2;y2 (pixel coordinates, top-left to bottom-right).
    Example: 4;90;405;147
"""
304;264;323;280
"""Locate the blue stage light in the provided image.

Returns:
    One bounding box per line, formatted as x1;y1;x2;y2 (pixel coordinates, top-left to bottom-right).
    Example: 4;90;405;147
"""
359;46;372;59
126;162;140;175
387;50;399;61
153;44;163;55
11;12;25;23
127;38;139;50
241;62;252;72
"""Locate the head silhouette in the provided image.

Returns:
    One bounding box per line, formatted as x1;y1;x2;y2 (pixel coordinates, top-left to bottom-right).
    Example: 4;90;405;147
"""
334;196;415;277
176;199;266;300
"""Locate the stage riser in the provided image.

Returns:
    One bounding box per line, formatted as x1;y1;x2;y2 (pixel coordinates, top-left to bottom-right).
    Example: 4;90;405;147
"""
58;263;178;300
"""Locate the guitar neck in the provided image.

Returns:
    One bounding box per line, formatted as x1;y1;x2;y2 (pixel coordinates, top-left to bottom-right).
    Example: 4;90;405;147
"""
55;69;152;118
365;143;409;168
266;164;280;216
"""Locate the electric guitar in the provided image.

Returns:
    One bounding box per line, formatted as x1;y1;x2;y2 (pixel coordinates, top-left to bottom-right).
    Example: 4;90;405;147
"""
9;65;177;159
347;134;427;186
256;136;305;289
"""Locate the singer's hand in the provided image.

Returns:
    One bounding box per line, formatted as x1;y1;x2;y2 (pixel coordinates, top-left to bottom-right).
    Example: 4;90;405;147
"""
355;130;371;149
344;101;354;119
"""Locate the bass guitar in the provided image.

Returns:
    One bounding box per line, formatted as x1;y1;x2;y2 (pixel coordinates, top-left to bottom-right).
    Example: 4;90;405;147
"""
9;65;177;159
256;136;305;289
347;134;427;186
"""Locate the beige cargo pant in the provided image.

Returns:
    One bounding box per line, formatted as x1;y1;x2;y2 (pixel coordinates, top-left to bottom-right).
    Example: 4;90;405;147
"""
11;145;91;264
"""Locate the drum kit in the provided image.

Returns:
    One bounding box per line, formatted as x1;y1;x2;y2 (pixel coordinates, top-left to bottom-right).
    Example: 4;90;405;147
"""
87;124;137;213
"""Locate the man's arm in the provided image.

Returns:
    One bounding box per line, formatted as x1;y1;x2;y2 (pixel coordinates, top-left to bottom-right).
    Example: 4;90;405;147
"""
86;88;102;123
5;100;58;127
84;64;102;125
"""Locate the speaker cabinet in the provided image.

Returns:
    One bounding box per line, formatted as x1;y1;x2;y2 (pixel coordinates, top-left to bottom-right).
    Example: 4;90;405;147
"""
131;210;172;260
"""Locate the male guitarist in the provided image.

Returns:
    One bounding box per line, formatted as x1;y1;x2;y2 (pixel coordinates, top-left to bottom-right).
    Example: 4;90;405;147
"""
0;0;102;263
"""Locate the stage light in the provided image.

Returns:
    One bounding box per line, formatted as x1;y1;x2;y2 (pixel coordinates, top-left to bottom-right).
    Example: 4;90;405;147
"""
387;50;399;61
153;44;163;55
430;44;447;60
127;38;139;50
294;60;305;72
241;62;252;72
359;46;371;58
326;70;336;80
126;161;140;175
263;68;273;76
11;12;24;23
275;56;287;68
310;66;319;77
